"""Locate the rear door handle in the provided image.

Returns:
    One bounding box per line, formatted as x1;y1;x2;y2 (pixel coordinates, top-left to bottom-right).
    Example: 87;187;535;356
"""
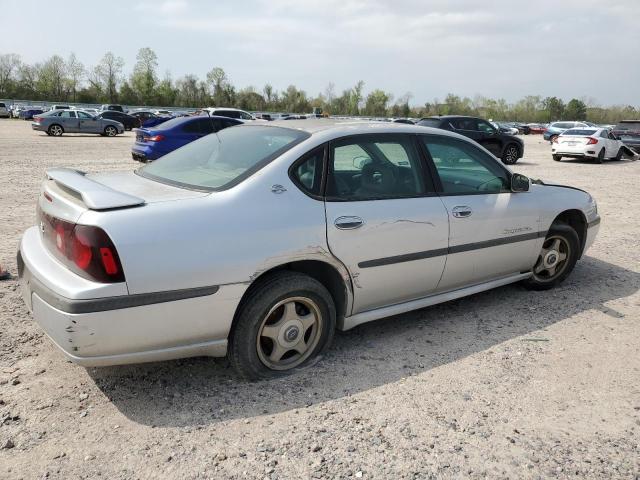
334;216;364;230
452;206;473;218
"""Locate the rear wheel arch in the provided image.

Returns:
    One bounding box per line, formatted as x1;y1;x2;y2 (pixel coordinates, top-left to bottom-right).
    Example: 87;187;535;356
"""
232;259;352;332
551;209;587;257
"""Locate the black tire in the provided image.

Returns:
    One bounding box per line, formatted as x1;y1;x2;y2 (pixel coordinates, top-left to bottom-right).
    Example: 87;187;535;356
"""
549;134;558;144
521;223;580;291
104;125;118;137
553;155;562;162
501;143;520;165
48;124;64;136
615;148;624;161
595;148;604;164
228;271;336;380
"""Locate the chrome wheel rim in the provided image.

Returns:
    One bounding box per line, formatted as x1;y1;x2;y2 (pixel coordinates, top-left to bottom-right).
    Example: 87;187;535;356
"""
533;235;570;281
505;146;518;162
106;127;116;136
51;125;62;136
256;297;322;371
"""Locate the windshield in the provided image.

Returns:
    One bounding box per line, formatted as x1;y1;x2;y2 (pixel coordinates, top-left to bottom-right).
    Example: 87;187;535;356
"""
562;129;597;136
138;125;309;191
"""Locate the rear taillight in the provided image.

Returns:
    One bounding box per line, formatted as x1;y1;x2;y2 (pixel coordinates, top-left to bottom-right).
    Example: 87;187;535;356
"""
38;207;125;283
143;134;165;142
33;116;41;123
586;137;598;145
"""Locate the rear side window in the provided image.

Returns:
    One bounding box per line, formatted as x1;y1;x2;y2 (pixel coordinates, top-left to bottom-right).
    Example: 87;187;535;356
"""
182;119;205;134
291;146;324;197
452;118;477;130
421;136;509;195
327;134;427;200
615;122;640;131
60;111;76;118
417;118;442;128
216;110;240;119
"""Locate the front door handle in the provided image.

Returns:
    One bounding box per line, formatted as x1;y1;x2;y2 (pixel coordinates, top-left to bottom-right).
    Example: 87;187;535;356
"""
452;206;473;218
334;216;364;230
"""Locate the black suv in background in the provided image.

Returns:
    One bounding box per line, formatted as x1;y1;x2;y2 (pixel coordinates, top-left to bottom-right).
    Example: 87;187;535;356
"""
611;120;640;154
417;115;524;164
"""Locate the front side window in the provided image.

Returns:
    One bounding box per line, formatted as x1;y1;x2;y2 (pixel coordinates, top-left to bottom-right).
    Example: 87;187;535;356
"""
476;120;496;133
327;135;426;200
139;125;309;191
240;112;253;120
421;136;509;195
77;111;92;119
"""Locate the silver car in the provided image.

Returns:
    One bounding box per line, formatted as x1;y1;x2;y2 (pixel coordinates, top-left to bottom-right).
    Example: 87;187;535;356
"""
18;120;600;379
32;109;124;137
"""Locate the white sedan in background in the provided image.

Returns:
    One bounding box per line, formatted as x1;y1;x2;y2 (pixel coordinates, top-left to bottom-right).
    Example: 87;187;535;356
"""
552;127;636;163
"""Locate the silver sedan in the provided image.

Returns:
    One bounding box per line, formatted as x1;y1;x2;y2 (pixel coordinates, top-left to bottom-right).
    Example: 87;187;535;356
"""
32;109;124;137
18;120;600;379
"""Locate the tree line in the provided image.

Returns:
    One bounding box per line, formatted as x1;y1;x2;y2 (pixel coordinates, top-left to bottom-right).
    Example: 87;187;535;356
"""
0;49;637;123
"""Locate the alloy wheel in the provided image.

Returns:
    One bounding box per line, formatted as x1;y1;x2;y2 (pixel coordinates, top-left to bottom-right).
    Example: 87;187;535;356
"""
105;126;117;136
50;125;63;136
256;296;322;371
532;235;570;281
504;145;518;163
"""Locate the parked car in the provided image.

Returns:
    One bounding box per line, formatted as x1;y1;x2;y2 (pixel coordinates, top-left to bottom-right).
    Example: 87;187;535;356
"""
20;108;45;120
0;102;10;118
491;122;519;135
527;123;546;134
543;121;591;142
512;123;531;135
131;115;241;161
18;120;600;379
204;107;255;120
11;105;24;118
49;105;70;111
417;116;524;164
392;118;415;124
611;120;640;154
100;104;125;112
98;111;140;130
129;110;172;128
32;110;124;136
551;128;635;163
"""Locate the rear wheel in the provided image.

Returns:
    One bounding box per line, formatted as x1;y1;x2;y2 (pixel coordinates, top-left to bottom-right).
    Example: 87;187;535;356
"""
595;148;605;164
229;272;336;380
48;124;63;136
553;155;562;162
104;125;117;137
501;144;520;165
522;223;579;291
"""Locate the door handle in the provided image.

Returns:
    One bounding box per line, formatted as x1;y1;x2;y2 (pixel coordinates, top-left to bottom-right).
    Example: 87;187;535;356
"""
334;216;364;230
452;206;473;218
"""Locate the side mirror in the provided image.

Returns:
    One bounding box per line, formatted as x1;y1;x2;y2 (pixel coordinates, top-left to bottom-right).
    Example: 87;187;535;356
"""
511;173;530;192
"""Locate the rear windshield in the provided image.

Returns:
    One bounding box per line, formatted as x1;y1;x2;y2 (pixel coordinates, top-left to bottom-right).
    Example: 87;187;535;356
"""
417;118;442;127
0;103;5;108
138;125;310;191
562;129;596;136
615;122;640;131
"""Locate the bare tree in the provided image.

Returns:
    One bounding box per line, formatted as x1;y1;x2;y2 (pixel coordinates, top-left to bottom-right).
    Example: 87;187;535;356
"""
95;52;125;102
65;53;84;103
0;53;22;96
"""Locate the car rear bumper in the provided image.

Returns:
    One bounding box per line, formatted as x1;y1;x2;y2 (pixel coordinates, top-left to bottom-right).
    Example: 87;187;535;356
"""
31;123;46;131
18;226;246;367
131;144;162;161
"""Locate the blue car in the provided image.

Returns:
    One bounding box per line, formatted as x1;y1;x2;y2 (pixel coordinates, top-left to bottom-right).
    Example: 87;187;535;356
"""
20;108;44;120
131;115;242;162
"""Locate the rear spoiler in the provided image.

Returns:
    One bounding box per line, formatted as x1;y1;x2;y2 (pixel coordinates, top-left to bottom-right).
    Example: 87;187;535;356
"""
46;168;145;210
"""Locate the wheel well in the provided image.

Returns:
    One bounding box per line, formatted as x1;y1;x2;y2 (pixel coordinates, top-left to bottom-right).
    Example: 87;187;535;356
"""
552;209;587;256
234;260;350;326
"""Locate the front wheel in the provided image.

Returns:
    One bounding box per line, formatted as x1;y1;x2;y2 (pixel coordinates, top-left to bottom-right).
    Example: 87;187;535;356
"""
615;148;624;161
228;272;336;380
553;155;562;162
549;134;558;144
522;223;579;291
104;125;118;137
501;144;520;164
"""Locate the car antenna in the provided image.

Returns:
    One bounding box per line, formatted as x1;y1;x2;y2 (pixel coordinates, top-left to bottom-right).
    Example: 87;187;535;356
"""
205;109;222;144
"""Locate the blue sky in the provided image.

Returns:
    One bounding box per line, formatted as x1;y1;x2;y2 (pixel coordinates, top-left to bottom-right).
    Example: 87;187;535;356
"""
2;0;639;106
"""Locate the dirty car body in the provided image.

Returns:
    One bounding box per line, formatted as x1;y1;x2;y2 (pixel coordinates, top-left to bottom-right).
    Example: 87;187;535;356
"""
18;120;600;378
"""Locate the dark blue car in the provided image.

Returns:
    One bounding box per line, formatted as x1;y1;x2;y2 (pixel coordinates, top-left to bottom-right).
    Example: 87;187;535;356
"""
131;116;242;162
20;108;44;120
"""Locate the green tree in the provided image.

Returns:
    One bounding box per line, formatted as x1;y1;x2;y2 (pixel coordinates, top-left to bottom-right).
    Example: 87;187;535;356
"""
131;47;158;105
564;98;587;120
0;53;21;96
364;89;392;117
157;72;178;106
542;96;565;122
95;52;125;102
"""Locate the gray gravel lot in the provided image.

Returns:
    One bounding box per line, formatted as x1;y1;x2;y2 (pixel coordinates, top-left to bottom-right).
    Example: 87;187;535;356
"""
0;119;639;479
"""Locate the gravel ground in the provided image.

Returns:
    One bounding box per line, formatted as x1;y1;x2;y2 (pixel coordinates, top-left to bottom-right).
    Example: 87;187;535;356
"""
0;120;639;479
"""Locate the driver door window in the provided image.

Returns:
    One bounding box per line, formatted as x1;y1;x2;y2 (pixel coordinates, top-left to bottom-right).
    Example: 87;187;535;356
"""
476;120;496;133
421;137;509;194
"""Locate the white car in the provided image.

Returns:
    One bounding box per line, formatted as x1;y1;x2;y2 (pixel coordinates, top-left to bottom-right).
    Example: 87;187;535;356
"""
18;120;600;379
0;102;10;118
552;127;635;163
204;107;256;120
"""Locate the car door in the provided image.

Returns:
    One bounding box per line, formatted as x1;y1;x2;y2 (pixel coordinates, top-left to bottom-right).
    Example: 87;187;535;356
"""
324;133;450;313
59;110;79;132
420;135;541;291
77;111;100;133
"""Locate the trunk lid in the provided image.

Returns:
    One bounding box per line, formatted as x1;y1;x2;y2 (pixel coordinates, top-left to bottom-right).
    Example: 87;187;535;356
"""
40;168;207;223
